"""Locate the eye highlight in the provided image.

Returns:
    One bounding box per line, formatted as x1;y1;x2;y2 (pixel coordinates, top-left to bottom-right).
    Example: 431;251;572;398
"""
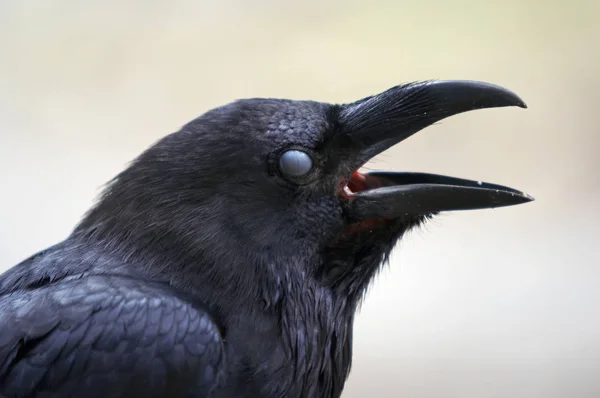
278;149;313;178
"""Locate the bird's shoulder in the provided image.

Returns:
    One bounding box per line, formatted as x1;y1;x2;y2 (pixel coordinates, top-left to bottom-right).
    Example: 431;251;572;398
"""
0;273;226;398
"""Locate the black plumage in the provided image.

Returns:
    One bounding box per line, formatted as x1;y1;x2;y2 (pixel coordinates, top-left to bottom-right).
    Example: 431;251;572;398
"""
0;80;532;397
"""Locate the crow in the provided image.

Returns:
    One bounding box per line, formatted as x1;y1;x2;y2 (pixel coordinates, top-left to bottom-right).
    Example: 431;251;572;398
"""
0;80;533;397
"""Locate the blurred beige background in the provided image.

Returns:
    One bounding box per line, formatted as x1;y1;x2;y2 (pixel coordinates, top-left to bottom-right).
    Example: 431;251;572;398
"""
1;0;599;397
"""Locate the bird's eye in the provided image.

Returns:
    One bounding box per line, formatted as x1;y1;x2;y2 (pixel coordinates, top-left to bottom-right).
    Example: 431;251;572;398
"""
278;149;313;179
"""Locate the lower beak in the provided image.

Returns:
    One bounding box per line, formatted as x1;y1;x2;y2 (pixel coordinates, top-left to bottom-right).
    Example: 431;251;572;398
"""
345;172;534;222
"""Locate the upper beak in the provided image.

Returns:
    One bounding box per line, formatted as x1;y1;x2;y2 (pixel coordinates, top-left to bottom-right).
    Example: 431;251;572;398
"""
338;80;534;221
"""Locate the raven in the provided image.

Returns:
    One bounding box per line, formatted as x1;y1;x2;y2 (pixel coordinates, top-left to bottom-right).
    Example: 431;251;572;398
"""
0;80;532;397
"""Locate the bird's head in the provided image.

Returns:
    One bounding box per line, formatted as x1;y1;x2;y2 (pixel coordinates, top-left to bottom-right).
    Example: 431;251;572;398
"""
78;80;532;303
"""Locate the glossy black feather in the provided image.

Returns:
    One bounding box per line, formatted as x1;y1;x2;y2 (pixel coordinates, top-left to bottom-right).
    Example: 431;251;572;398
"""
0;274;224;397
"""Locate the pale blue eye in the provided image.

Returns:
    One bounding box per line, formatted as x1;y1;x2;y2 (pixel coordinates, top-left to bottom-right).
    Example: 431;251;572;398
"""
279;150;313;177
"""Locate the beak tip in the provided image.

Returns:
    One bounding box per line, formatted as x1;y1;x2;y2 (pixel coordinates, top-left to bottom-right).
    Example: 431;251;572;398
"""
510;191;534;206
495;85;527;109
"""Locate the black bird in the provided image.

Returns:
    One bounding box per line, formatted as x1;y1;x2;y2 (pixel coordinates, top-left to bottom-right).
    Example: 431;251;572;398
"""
0;80;532;397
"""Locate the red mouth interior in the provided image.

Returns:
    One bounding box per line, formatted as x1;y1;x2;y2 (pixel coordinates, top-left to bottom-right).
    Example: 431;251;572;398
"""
339;170;394;234
347;171;369;193
340;170;383;197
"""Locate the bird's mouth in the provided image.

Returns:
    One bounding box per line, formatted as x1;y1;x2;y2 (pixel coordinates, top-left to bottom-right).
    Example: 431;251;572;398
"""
337;80;534;223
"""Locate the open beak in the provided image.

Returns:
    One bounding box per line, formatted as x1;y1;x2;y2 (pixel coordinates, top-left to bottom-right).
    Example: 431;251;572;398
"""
338;80;534;222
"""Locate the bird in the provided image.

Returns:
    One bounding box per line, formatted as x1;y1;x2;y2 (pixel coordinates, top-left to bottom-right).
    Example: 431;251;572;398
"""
0;80;533;397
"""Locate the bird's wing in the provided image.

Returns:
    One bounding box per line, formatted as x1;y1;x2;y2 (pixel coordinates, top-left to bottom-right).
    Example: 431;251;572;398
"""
0;274;225;398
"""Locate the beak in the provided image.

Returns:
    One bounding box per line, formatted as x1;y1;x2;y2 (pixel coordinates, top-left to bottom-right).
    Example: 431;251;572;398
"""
338;80;534;221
